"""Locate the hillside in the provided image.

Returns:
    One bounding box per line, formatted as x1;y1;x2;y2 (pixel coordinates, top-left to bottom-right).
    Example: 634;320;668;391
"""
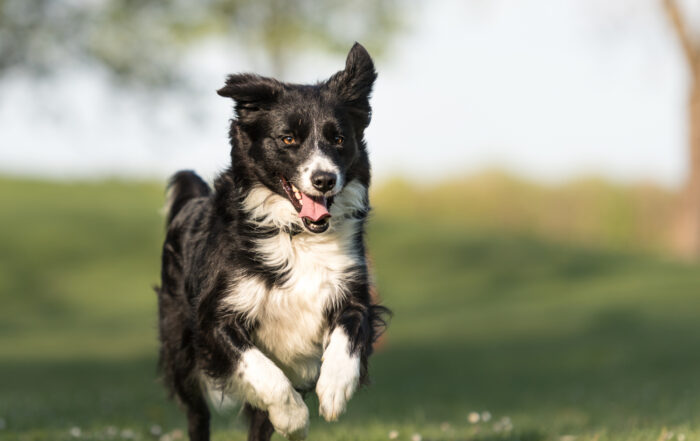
0;176;698;441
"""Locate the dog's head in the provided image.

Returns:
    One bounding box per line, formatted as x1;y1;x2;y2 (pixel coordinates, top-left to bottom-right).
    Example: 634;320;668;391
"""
218;43;376;234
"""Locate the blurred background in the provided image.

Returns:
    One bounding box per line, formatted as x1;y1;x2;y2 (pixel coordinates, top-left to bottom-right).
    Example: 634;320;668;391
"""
2;0;700;440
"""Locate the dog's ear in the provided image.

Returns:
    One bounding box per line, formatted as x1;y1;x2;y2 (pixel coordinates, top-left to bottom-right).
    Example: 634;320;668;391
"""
325;43;377;128
217;74;283;117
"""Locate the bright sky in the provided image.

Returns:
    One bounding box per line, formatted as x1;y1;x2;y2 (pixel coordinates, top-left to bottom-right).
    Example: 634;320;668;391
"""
0;0;692;188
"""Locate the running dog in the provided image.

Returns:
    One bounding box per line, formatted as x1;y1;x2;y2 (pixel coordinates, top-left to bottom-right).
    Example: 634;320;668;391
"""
156;43;389;441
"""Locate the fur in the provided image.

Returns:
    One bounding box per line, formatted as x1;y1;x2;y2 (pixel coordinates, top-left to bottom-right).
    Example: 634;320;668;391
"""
156;43;389;441
316;328;361;421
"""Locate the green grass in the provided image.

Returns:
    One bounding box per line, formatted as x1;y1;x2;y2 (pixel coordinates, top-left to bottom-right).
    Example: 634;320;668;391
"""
1;177;699;441
373;171;677;253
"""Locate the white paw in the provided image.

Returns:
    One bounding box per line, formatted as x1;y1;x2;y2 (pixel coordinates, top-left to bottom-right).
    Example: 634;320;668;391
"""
267;389;309;441
316;330;361;422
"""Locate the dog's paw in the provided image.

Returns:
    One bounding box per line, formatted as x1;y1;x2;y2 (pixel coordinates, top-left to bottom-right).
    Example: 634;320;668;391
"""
316;349;360;422
267;389;309;441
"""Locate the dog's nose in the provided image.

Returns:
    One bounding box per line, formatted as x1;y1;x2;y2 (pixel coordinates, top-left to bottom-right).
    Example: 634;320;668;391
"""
311;171;337;193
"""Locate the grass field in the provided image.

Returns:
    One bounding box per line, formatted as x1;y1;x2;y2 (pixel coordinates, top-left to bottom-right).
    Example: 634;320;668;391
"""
1;177;700;441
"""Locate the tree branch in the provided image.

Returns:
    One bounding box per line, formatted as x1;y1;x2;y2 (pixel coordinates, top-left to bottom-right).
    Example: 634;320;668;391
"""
663;0;698;75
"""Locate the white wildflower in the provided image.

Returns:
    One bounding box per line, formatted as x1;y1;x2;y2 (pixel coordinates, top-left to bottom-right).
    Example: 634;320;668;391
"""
69;427;82;438
411;433;422;441
493;416;513;432
388;430;399;439
150;425;162;436
468;412;480;423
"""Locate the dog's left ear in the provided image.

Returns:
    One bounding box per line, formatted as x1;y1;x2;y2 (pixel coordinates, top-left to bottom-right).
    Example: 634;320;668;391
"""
217;73;283;120
325;42;377;128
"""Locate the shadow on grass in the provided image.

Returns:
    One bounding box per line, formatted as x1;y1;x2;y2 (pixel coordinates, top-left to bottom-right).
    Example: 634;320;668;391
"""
358;318;700;433
1;183;699;439
2;310;700;436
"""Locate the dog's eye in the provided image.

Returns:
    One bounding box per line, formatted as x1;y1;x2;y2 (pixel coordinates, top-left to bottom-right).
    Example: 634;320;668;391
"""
334;135;344;146
281;136;296;145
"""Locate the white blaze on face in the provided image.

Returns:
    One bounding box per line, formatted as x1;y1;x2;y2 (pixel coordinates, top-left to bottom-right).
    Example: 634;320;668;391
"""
298;152;343;196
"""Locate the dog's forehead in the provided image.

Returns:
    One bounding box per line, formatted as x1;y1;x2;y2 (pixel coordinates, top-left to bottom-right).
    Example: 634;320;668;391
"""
277;86;337;122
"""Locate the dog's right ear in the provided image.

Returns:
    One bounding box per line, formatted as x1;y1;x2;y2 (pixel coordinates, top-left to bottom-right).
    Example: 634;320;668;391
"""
324;43;377;129
217;74;282;115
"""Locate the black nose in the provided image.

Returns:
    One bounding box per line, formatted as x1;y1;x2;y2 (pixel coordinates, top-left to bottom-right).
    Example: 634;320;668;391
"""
311;171;337;193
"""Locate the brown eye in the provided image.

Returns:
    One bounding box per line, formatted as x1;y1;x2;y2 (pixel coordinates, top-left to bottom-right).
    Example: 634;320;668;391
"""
282;136;296;145
334;135;344;146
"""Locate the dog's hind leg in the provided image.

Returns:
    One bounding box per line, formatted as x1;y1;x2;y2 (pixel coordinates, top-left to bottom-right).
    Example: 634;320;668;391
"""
157;290;210;440
244;403;275;441
172;372;211;441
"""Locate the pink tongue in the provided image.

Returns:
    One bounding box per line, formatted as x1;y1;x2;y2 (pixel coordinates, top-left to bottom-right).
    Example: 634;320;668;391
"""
299;192;330;222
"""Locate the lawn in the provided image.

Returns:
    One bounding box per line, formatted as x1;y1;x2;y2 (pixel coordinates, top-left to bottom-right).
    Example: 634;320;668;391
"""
1;177;699;441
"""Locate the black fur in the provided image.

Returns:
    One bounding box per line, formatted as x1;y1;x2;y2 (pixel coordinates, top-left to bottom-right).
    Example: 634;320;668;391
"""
156;43;389;441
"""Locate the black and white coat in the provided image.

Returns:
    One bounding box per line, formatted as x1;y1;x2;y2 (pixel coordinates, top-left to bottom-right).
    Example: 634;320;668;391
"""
157;43;389;441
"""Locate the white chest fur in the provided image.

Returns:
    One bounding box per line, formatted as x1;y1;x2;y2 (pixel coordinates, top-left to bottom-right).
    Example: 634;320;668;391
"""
224;180;367;388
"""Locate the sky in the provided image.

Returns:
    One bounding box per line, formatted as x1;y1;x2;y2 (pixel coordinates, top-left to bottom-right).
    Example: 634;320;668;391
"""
0;0;692;188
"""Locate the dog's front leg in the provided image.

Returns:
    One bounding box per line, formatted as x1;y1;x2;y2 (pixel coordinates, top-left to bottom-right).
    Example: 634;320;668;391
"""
316;325;362;421
200;302;309;440
316;276;389;422
233;348;309;441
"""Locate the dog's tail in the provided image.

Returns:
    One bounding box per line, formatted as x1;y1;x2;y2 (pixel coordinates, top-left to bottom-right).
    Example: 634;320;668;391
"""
164;170;211;225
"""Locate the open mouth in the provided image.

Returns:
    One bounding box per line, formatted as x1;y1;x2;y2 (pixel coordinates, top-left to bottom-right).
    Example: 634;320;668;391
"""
280;177;331;233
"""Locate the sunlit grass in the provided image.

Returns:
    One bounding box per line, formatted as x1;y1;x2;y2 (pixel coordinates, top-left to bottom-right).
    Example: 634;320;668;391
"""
0;176;698;441
373;170;678;252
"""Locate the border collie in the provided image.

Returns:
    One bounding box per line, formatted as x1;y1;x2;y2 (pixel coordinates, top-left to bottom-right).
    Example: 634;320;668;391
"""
157;43;389;441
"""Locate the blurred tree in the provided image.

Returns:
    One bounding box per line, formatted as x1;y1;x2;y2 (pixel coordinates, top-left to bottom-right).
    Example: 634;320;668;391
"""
663;0;700;258
0;0;403;88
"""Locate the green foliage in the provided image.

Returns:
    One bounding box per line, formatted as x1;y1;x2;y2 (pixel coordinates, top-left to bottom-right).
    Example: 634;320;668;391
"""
0;176;698;441
0;0;404;87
